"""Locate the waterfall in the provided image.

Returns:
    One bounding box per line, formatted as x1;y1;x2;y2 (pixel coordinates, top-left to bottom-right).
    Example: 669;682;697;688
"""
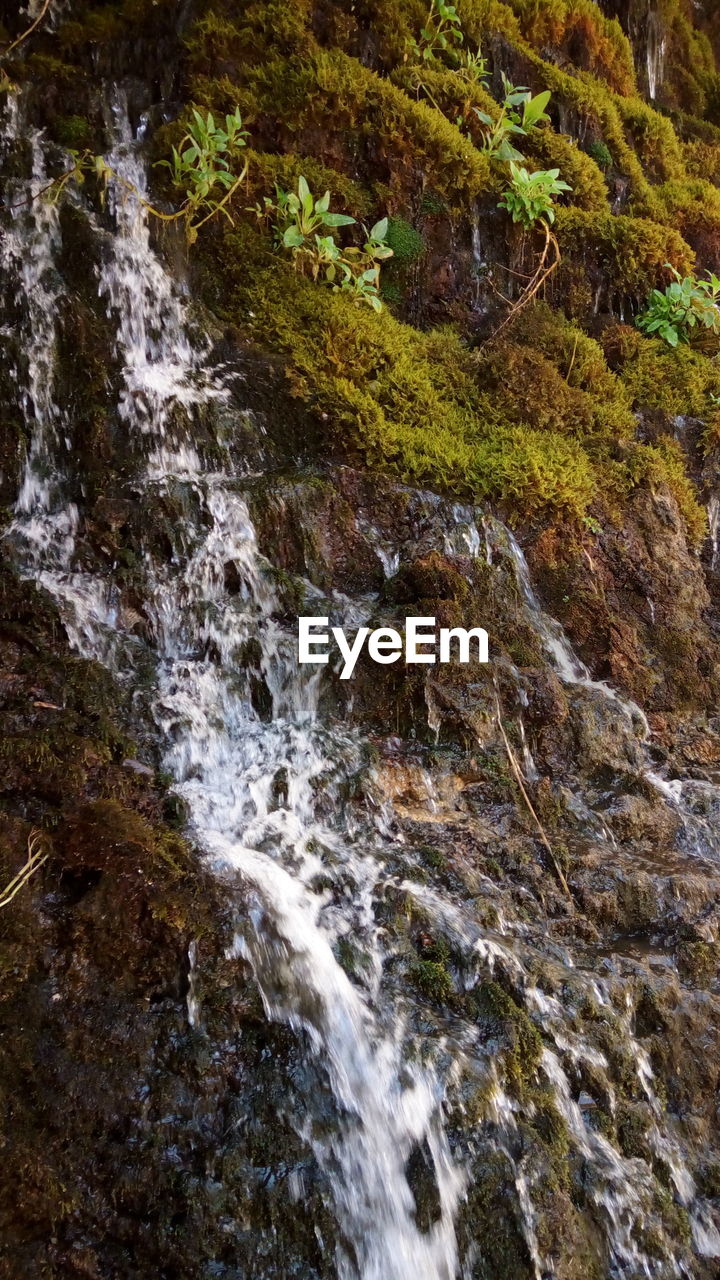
4;85;720;1278
2;90;465;1279
646;6;666;101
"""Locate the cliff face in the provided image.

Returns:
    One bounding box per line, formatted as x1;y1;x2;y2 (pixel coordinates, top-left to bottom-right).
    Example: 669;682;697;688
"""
2;1;720;1278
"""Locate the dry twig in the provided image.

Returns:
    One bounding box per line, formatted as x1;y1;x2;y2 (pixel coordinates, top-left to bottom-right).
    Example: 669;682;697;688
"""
0;829;49;909
494;689;572;902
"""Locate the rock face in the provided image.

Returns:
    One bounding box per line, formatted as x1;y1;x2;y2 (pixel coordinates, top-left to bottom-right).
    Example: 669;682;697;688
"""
2;1;720;1278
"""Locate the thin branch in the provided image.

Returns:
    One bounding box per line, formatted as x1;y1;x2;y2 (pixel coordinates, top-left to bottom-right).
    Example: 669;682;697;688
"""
2;0;52;60
0;829;49;909
494;689;572;902
482;221;561;347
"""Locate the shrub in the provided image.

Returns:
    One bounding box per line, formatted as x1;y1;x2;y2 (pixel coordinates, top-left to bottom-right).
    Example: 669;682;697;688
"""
256;176;393;309
474;73;552;161
498;163;571;227
406;0;464;65
636;267;720;347
46;106;249;243
155;106;248;241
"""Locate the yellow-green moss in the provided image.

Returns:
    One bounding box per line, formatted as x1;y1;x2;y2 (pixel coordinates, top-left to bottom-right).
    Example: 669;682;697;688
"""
505;0;636;95
244;150;375;222
655;176;720;252
610;329;720;418
628;439;707;546
525;128;609;213
197;225;599;518
554;208;693;297
682;139;720;185
614;95;686;182
479;305;636;447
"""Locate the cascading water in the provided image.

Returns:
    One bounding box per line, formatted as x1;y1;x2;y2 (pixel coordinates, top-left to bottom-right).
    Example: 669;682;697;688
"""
4;83;720;1280
3;90;466;1280
646;5;666;101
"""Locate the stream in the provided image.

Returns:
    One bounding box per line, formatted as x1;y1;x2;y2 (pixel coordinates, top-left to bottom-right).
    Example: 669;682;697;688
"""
2;79;720;1280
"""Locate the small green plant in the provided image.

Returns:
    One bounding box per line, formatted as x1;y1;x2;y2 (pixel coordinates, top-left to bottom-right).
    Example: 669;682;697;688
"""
44;107;248;243
155;107;249;241
498;163;571;228
406;0;463;63
265;176;356;258
636;267;720;348
257;177;393;310
474;75;551;162
457;44;490;84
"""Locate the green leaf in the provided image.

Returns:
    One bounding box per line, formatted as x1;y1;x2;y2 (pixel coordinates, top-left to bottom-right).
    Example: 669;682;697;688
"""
283;226;305;248
323;212;356;227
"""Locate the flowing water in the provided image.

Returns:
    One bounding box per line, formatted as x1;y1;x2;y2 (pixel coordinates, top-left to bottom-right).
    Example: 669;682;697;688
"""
3;87;720;1278
646;6;666;101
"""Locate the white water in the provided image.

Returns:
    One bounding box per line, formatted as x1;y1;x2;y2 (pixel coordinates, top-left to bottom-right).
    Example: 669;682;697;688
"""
4;88;720;1279
646;7;666;101
484;516;650;738
2;92;466;1280
708;495;720;574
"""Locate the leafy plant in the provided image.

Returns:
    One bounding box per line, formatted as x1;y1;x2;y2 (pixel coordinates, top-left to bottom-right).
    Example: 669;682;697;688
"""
636;267;720;347
474;75;551;162
406;0;463;64
498;163;571;228
339;219;394;309
264;175;356;260
44;107;248;244
155;107;248;241
457;44;490;85
257;177;393;310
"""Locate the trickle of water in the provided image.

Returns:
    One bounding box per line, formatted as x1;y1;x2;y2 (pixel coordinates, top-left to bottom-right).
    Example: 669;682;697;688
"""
646;6;666;100
1;98;79;571
483;516;650;738
708;496;720;573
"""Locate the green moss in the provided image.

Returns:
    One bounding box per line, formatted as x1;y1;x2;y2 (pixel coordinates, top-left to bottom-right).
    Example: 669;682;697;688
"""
585;139;613;171
526;129;608;213
385;216;425;265
505;0;636;94
244;150;374;221
627;438;707;546
411;959;454;1002
616;1101;652;1159
196;225;601;518
554;208;693;297
52;114;93;149
480;304;636;447
419;845;446;869
473;981;543;1089
614;95;685;182
610;329;720;418
696;1161;720;1198
190;40;495;211
676;939;719;985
